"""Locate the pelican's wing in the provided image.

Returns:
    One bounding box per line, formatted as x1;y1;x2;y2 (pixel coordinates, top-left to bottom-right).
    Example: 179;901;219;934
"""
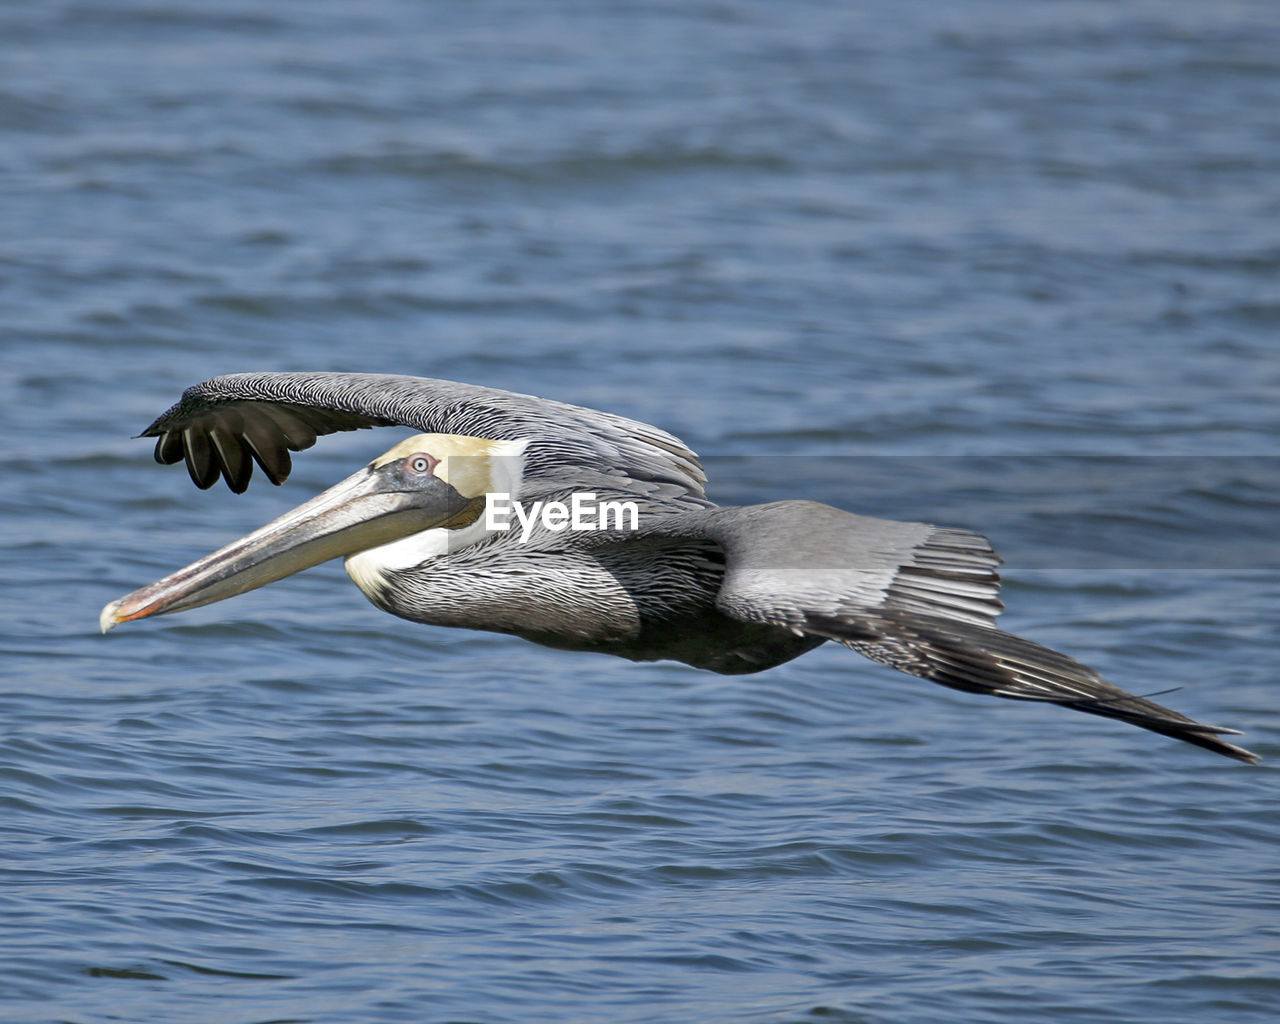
138;372;708;503
631;501;1257;764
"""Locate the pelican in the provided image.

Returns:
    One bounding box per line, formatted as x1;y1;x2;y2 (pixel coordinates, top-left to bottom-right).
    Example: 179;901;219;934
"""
100;372;1257;764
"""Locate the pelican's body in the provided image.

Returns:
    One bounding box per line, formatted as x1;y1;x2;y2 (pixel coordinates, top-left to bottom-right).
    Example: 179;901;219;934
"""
350;486;825;674
101;372;1257;764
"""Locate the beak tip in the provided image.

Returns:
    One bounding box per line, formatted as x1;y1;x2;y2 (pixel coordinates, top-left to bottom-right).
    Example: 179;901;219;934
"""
99;600;123;634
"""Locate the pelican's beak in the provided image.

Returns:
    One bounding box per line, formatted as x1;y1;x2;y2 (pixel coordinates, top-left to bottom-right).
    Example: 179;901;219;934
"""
100;463;474;633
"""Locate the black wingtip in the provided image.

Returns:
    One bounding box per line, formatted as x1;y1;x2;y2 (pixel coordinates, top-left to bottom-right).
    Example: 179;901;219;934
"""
1055;693;1260;765
822;609;1259;766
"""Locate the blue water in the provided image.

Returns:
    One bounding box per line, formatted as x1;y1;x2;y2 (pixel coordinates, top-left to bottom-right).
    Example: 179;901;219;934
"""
3;1;1279;1021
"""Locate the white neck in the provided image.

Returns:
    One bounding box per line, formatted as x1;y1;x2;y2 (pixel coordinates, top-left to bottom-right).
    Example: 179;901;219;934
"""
344;514;491;593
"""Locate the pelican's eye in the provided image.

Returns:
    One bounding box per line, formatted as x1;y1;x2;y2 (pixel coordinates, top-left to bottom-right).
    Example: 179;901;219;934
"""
405;453;439;476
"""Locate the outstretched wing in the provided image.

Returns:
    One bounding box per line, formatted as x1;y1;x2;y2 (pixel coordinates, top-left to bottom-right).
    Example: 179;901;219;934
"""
138;372;708;503
632;501;1257;764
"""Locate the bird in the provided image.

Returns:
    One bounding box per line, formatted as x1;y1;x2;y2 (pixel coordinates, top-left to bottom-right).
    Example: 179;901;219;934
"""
100;371;1257;764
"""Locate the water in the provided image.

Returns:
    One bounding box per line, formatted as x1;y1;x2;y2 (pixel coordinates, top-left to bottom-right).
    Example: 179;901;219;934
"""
3;1;1279;1021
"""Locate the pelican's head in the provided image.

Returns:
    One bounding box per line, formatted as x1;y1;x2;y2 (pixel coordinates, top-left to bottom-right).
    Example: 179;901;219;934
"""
100;433;527;632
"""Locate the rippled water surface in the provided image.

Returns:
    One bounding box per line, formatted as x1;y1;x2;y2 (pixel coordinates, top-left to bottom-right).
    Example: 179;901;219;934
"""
3;1;1279;1022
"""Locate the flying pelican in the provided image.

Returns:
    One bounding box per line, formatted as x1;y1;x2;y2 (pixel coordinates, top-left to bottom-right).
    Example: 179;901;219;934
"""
100;372;1257;764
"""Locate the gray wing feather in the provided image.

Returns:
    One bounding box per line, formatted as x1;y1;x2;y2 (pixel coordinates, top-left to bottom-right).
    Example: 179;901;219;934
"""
631;501;1005;629
632;501;1257;763
139;372;708;502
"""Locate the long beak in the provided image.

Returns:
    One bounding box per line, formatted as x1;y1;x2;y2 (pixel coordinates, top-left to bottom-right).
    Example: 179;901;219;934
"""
100;466;463;632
